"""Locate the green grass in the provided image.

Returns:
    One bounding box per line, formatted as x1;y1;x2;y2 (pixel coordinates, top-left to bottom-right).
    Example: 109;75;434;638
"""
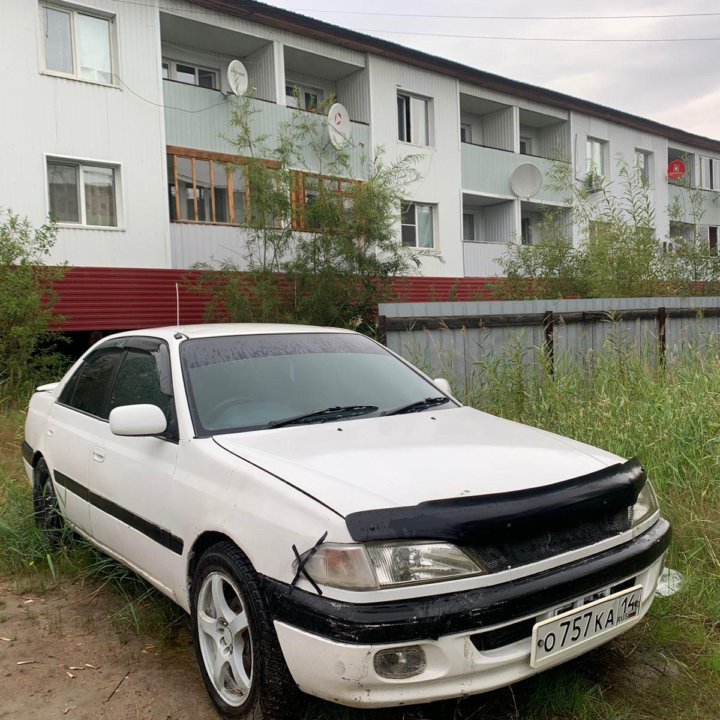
1;339;719;718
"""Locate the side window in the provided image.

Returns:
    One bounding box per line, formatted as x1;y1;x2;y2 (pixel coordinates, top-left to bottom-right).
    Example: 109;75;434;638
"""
109;344;177;439
59;348;123;418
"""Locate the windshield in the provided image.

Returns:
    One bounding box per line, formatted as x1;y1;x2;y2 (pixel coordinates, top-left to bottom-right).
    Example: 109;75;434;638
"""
180;332;456;435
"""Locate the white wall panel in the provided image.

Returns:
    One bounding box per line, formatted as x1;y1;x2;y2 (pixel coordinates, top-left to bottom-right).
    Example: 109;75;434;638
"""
368;56;462;276
2;0;171;268
337;68;370;124
463;242;508;277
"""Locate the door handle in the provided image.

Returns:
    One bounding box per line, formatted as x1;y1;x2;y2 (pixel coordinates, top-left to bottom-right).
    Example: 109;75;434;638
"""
46;425;55;437
92;447;105;463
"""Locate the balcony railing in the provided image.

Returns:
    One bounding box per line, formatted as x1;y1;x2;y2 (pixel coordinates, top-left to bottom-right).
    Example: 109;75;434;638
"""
163;80;370;179
461;144;569;205
668;183;720;225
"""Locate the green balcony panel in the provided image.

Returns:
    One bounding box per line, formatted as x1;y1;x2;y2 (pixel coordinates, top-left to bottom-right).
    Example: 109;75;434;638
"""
163;80;370;179
461;144;568;206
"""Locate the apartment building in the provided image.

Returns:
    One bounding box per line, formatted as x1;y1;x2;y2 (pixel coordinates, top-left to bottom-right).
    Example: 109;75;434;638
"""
3;0;720;328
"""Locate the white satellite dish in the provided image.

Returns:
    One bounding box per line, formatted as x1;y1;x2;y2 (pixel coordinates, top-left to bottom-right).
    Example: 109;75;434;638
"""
510;163;543;199
227;59;249;96
327;102;351;149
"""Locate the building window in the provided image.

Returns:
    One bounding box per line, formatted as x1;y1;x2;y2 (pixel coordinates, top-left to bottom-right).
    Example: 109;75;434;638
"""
286;83;323;111
460;124;472;144
401;202;434;248
521;217;533;245
520;137;532;155
700;156;720;191
167;149;257;225
462;213;475;241
292;173;356;231
586;137;607;188
47;158;119;227
635;150;652;186
710;226;718;254
41;3;115;85
162;59;218;89
397;93;429;145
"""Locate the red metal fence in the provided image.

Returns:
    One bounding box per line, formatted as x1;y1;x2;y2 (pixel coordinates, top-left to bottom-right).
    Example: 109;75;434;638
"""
51;267;502;331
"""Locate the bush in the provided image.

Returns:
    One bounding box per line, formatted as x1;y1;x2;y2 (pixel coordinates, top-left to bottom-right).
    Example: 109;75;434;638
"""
0;209;67;400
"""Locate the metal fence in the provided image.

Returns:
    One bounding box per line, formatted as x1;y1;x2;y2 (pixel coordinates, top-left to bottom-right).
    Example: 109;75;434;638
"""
378;297;720;393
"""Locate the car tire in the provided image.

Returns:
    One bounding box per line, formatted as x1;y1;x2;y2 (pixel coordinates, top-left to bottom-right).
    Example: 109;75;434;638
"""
190;541;300;719
32;458;64;547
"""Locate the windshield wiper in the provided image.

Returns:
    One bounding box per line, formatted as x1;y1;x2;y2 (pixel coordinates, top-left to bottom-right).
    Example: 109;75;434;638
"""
381;396;451;417
265;405;379;429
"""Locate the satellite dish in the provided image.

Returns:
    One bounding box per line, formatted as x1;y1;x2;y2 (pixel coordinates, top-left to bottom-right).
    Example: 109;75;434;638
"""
327;102;351;149
227;60;249;96
510;163;543;199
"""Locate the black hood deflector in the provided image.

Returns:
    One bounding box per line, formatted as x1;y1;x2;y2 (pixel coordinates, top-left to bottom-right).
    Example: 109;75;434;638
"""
345;458;646;544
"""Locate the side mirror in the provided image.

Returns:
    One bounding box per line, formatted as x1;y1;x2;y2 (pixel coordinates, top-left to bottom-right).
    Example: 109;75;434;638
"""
434;378;452;396
109;404;167;437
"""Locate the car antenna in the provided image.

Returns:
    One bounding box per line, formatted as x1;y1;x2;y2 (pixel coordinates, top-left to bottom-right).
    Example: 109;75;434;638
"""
174;283;188;340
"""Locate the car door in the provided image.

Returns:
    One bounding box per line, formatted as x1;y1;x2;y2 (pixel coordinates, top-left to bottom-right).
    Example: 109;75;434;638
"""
44;344;125;537
87;338;182;595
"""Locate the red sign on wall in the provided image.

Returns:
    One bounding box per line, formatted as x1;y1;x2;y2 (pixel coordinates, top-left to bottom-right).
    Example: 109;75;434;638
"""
668;159;686;181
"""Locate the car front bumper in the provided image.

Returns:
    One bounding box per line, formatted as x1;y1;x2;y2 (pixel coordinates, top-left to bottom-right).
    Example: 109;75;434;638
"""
265;518;671;708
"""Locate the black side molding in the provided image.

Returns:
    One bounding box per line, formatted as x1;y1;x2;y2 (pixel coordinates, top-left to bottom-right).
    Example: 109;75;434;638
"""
53;471;184;555
346;458;646;544
262;518;670;645
21;441;34;466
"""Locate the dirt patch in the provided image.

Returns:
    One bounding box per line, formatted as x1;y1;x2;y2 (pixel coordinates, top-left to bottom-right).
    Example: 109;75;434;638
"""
0;579;218;720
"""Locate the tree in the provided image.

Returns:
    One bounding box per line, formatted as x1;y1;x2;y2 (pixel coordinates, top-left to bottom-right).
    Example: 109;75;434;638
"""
194;94;422;333
500;155;667;299
0;209;66;398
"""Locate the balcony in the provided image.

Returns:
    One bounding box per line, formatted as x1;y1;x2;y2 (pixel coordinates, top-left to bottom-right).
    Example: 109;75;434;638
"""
668;183;720;226
163;81;370;179
461;144;568;205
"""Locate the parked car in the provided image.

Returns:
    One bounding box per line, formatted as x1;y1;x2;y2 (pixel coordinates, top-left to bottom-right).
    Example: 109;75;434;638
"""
23;324;671;718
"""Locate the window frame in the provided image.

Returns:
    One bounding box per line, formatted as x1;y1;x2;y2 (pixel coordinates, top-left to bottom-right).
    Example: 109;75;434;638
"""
397;92;430;146
635;149;652;187
291;171;357;232
285;81;324;111
520;136;533;155
46;154;122;228
460;123;472;144
40;2;117;87
162;58;219;90
166;146;280;226
586;137;607;189
462;212;475;242
401;201;435;249
699;156;720;191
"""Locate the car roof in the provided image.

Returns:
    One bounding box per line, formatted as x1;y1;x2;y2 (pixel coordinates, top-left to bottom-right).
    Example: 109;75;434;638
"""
104;323;356;342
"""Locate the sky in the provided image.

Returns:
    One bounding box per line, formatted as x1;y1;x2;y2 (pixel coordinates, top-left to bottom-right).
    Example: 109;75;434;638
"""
263;0;720;140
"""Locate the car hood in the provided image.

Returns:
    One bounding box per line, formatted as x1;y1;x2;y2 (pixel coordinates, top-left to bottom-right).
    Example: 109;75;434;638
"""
213;406;624;517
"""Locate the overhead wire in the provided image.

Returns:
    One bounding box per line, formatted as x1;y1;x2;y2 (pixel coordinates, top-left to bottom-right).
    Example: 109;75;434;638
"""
106;0;720;42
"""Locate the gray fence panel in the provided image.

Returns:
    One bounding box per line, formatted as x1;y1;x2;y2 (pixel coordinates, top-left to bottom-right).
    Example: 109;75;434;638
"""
379;296;720;392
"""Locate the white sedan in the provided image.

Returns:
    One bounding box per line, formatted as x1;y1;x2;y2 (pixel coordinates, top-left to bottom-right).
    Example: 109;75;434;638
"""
23;324;671;718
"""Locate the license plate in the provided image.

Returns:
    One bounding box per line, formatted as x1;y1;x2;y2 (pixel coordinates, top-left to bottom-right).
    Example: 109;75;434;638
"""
530;585;643;668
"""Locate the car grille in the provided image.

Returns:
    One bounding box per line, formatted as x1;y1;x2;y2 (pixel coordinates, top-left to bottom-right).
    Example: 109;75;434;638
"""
464;508;633;574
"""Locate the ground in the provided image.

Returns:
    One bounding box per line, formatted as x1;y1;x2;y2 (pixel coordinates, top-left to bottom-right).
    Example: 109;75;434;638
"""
0;580;216;720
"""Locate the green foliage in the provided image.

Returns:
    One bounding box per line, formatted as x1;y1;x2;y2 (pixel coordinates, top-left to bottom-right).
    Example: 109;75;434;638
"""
194;94;422;334
500;155;715;299
0;209;68;400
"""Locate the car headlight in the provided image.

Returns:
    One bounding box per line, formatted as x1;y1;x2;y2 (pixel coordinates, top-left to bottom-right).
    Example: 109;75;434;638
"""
631;482;659;527
294;542;485;590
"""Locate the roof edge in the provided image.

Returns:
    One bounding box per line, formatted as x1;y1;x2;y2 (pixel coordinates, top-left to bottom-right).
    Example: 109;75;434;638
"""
184;0;720;152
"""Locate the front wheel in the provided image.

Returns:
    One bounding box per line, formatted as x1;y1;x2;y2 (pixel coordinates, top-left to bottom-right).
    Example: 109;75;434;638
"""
32;458;64;547
190;542;300;719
